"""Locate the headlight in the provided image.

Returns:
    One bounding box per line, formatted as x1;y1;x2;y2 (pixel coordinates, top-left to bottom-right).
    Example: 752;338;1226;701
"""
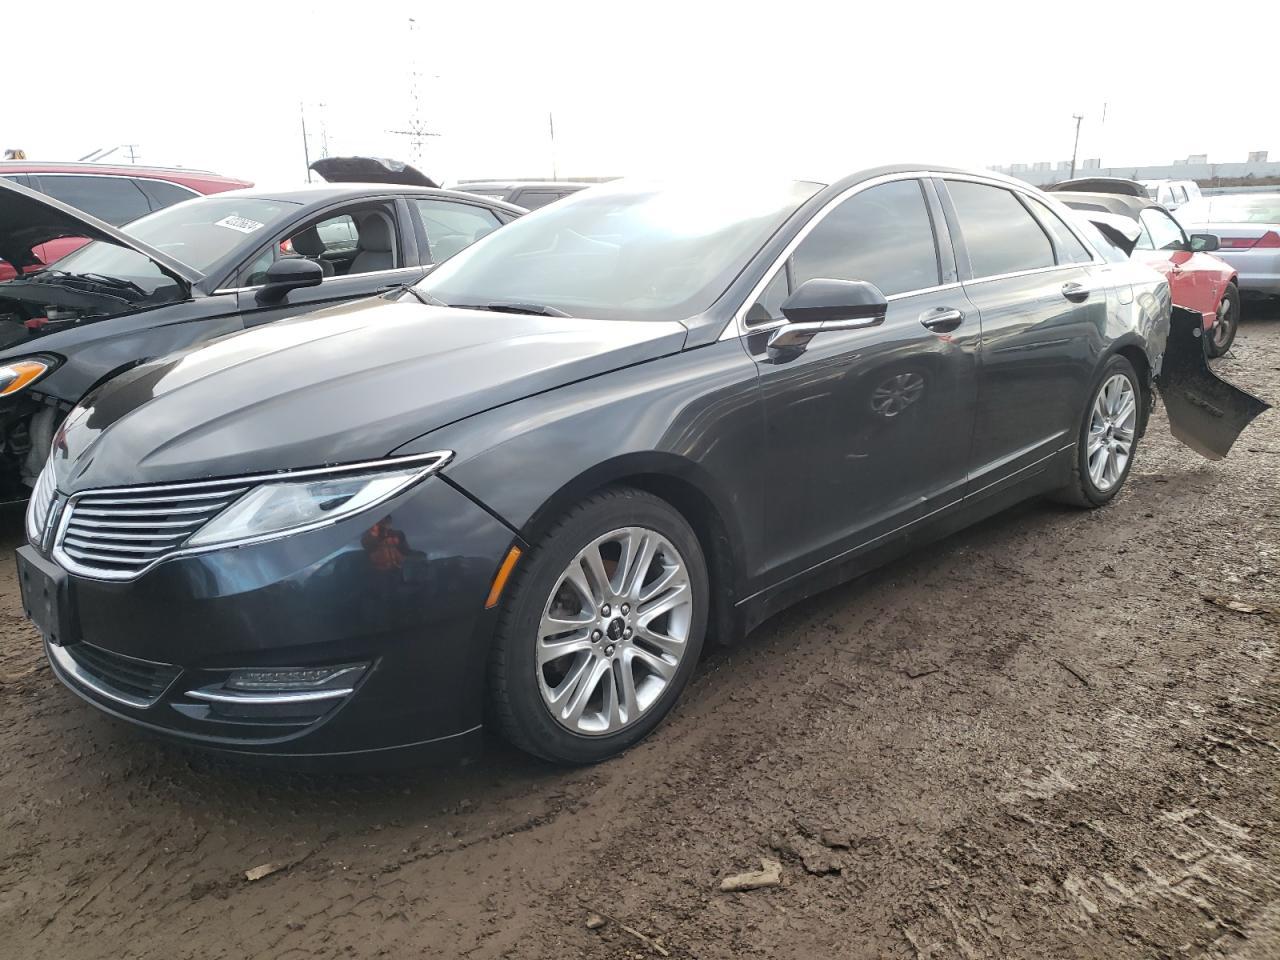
186;454;450;550
0;357;56;396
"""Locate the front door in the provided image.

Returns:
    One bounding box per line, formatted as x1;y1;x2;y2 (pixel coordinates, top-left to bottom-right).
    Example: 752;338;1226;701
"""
233;198;427;327
1136;206;1216;324
742;178;979;584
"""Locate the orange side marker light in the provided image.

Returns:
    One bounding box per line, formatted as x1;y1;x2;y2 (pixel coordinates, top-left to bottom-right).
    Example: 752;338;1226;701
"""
485;545;523;609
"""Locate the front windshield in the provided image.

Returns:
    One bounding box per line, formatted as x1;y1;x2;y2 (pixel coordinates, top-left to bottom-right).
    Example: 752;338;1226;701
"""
418;179;823;321
1177;194;1280;225
52;196;299;286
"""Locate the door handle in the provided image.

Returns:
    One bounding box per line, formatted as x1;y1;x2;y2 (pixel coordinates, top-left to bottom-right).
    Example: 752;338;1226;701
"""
919;307;964;332
1061;282;1090;303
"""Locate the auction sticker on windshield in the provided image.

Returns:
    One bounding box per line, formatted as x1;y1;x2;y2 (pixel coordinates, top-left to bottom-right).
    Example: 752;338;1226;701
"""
214;215;266;234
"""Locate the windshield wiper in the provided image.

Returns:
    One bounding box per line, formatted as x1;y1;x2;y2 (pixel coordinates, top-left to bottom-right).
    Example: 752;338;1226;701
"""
380;283;446;306
79;273;147;298
476;301;574;318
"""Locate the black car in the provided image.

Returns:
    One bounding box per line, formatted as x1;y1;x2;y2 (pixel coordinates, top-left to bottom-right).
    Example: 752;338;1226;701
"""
16;167;1267;767
453;180;594;209
0;177;524;497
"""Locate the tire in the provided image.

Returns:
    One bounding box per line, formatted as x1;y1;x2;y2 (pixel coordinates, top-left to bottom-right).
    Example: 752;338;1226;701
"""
1052;355;1142;508
1205;283;1239;358
488;487;708;764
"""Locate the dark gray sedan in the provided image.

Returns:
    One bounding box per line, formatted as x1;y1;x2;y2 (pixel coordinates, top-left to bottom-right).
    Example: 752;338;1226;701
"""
0;178;523;497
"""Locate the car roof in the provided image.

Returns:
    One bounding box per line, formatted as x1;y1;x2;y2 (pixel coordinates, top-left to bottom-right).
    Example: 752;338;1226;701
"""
0;160;251;190
453;180;596;190
200;182;527;214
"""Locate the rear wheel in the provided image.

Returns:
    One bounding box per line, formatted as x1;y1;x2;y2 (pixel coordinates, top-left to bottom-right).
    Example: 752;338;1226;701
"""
488;488;707;764
1205;283;1239;358
1052;355;1141;508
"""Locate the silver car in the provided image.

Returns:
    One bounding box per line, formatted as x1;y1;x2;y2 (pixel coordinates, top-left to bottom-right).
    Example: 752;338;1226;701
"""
1176;193;1280;299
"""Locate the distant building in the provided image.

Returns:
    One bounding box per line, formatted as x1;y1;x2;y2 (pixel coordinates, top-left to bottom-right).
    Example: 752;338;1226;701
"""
991;150;1280;188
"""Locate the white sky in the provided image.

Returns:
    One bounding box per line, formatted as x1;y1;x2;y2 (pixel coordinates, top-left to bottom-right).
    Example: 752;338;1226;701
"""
10;0;1280;188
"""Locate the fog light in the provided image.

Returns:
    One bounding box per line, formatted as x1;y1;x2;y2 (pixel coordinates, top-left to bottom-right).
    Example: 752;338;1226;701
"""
225;663;368;692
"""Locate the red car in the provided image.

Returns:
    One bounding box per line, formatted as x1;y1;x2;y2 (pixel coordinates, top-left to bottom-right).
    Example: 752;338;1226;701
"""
1049;178;1240;356
0;161;251;280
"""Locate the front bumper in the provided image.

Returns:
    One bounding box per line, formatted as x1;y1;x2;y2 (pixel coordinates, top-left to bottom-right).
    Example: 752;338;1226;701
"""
23;475;520;765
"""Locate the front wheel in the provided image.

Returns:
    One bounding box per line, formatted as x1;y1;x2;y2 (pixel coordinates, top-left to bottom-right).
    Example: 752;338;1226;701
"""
488;488;708;764
1205;283;1239;358
1052;355;1142;508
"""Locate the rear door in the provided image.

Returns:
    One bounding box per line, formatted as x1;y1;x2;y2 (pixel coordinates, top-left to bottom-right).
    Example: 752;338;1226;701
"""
938;178;1107;495
743;176;979;583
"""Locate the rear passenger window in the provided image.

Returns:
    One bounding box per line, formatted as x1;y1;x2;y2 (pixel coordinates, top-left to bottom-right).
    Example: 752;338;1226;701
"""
947;181;1055;278
36;175;151;225
789;179;940;297
136;179;197;211
1026;198;1093;264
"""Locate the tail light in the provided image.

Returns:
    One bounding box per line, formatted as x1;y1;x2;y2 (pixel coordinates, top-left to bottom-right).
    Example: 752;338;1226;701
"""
1222;231;1280;250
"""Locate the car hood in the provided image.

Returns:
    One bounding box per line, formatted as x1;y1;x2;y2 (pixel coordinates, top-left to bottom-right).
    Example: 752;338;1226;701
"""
309;156;439;188
49;296;688;493
0;178;201;284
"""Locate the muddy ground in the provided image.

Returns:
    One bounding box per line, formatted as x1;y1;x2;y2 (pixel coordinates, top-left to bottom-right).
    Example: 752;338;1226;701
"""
1;307;1278;960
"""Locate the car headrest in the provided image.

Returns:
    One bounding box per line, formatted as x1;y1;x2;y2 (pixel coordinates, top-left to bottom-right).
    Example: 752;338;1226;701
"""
291;226;326;257
357;214;394;252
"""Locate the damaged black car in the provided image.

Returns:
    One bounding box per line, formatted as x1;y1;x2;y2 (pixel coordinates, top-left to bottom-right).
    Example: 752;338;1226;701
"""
0;174;524;498
16;167;1269;767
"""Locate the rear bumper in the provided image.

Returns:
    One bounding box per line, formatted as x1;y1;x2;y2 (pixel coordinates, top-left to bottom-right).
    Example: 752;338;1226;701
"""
1212;249;1280;296
26;475;519;766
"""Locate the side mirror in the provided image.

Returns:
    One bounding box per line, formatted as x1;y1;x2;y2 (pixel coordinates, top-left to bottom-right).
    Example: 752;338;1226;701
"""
1189;233;1219;253
768;278;888;349
257;257;323;302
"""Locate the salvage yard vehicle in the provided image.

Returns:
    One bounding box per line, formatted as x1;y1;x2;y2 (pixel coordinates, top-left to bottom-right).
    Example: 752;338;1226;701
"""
452;180;593;209
1048;178;1241;357
0;178;524;498
1139;178;1202;211
16;167;1269;768
1175;192;1280;303
0;160;252;281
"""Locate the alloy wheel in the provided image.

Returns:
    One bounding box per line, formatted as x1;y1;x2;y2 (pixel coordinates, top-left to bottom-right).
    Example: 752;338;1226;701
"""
1212;295;1236;351
1087;373;1137;492
536;526;693;736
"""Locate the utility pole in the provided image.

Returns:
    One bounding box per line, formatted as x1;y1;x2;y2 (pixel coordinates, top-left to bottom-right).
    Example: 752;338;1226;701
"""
1069;113;1084;179
124;144;139;164
549;112;558;181
300;101;312;182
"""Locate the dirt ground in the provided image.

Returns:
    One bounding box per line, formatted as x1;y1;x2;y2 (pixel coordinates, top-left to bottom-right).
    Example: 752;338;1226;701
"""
1;308;1277;960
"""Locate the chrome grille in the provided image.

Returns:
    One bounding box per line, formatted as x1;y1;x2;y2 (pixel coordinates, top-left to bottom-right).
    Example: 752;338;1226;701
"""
25;464;56;546
55;479;250;579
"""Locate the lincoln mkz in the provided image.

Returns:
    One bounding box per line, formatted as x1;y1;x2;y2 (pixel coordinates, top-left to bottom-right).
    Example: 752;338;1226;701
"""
16;167;1268;765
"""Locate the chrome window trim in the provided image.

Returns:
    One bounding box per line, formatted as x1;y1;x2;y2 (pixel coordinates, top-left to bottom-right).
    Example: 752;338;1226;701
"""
212;265;420;295
721;170;1104;342
50;451;452;582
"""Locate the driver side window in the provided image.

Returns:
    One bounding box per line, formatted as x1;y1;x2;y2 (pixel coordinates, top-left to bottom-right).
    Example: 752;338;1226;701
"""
745;179;941;325
241;203;402;286
1140;209;1186;251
